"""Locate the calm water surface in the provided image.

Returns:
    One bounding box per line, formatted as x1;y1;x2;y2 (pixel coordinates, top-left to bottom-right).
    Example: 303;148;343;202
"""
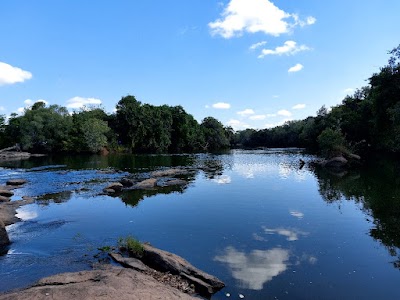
1;149;400;299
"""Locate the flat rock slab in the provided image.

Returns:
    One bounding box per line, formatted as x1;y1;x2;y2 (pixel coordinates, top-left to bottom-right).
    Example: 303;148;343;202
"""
0;266;199;300
151;169;190;178
158;179;188;187
6;179;27;186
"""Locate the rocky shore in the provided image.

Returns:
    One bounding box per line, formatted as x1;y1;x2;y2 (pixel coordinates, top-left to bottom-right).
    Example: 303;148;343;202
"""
0;168;225;299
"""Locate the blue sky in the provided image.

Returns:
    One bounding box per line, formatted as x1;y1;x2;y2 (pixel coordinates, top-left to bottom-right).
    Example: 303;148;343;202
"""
1;0;399;130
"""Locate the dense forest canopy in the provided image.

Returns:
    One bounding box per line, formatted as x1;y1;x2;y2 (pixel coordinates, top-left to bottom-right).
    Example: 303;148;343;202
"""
0;95;232;154
0;44;399;155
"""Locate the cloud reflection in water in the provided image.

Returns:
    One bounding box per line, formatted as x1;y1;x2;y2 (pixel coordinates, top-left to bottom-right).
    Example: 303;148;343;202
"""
214;246;289;290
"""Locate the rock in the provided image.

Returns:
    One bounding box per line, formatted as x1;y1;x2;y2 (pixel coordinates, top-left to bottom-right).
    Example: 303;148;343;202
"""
6;179;27;186
133;178;158;189
0;190;13;197
324;156;348;168
110;253;149;272
100;147;109;156
160;179;188;187
0;266;198;300
103;188;116;194
0;219;10;247
120;178;135;187
0;196;10;202
104;182;123;192
141;244;225;295
151;168;189;178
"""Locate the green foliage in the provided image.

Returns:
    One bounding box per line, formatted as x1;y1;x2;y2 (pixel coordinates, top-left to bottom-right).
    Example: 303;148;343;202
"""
317;128;346;157
5;103;73;152
118;236;144;257
81;118;110;153
200;117;230;151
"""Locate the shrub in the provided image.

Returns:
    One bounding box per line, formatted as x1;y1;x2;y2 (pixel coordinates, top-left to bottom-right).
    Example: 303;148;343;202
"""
118;236;144;258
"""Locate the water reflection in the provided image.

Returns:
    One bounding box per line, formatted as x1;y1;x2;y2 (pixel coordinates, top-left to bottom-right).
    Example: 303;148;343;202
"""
263;227;309;241
314;157;400;269
214;246;289;290
212;175;231;185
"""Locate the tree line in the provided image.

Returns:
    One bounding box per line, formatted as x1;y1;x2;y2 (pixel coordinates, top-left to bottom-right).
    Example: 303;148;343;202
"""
234;44;400;156
1;44;399;155
0;96;231;154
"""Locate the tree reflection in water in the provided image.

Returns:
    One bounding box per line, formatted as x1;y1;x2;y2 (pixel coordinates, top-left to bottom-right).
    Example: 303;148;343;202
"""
313;157;400;269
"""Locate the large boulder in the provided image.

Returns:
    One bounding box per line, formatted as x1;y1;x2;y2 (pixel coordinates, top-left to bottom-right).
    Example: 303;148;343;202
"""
133;178;158;189
0;220;10;247
104;182;123;193
120;178;135;187
140;244;225;296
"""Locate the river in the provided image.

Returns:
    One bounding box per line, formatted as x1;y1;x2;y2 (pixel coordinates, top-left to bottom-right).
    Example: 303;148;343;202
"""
1;149;400;299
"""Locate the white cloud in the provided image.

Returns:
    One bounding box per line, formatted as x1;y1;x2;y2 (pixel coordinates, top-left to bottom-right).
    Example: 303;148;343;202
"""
258;41;310;58
249;114;266;120
293;15;317;27
0;62;32;86
227;119;249;130
277;109;292;117
214;246;289;290
292;104;306;110
266;113;276;117
66;96;102;109
344;88;355;94
0;106;5;111
17;107;25;114
237;108;255;116
212;102;231;109
306;16;317;25
249;41;267;50
288;63;304;73
209;0;315;39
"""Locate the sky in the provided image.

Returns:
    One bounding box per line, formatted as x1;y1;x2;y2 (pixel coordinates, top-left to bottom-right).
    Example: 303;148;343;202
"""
1;0;399;130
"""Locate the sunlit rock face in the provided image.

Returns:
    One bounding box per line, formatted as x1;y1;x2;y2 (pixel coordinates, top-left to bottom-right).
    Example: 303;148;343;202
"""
214;246;289;290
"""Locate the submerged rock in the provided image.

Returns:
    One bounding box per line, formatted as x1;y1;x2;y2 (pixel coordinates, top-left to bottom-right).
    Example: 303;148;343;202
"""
160;179;188;187
151;168;190;178
0;190;13;197
0;196;10;202
6;179;27;186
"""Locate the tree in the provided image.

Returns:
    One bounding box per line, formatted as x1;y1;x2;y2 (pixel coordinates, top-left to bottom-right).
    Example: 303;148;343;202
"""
200;117;229;151
81;118;110;153
115;95;142;151
317;128;346;157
